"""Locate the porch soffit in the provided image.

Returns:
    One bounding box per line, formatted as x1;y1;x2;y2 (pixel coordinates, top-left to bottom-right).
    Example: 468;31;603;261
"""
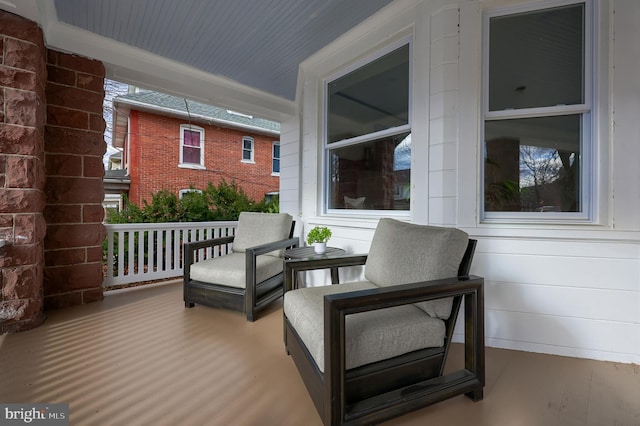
0;0;394;121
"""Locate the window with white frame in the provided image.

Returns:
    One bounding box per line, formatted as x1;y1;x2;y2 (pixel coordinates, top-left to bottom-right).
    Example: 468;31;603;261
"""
483;1;592;220
180;124;204;167
179;188;202;199
325;41;411;212
272;142;280;175
242;136;254;162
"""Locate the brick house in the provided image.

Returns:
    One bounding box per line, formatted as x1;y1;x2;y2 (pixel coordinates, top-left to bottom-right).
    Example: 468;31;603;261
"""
112;91;281;206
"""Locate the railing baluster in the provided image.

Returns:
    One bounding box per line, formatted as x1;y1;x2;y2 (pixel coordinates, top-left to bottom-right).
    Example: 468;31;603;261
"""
106;229;114;279
147;229;155;274
165;229;172;273
173;228;181;273
137;228;144;276
117;231;125;278
128;231;135;276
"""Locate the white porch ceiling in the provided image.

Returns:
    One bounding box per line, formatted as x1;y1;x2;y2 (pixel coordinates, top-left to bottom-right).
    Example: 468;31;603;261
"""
0;0;394;120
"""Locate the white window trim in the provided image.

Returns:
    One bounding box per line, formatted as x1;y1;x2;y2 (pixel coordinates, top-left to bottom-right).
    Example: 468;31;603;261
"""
480;0;595;224
179;124;205;169
179;188;202;199
322;37;413;217
241;136;255;163
271;141;280;176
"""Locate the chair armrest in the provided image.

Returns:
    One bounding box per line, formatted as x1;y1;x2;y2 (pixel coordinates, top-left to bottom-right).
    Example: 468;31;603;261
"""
244;236;300;291
322;275;484;423
184;235;235;254
244;237;300;320
324;275;483;314
245;237;300;257
284;254;369;292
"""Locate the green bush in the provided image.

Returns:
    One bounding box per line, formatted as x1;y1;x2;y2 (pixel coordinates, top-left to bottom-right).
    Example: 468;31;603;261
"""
106;179;278;224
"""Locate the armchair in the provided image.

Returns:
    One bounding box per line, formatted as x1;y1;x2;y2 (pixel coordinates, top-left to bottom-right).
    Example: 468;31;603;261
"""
184;212;298;321
283;218;484;425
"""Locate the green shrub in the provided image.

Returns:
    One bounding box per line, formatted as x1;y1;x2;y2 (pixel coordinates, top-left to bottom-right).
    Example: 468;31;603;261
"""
106;179;278;224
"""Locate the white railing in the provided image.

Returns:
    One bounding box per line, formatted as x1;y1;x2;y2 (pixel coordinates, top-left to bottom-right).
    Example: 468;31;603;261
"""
103;221;238;287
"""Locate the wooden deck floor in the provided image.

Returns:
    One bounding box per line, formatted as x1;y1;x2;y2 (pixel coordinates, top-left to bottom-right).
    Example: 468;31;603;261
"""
1;281;638;425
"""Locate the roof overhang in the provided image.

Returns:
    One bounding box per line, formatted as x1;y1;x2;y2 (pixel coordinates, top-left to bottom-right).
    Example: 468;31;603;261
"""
0;0;396;122
2;0;296;121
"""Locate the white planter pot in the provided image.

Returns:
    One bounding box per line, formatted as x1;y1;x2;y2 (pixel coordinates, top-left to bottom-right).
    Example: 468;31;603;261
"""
313;242;327;254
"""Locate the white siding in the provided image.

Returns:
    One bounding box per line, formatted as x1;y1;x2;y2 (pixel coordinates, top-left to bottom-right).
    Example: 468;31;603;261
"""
279;115;300;220
282;0;640;365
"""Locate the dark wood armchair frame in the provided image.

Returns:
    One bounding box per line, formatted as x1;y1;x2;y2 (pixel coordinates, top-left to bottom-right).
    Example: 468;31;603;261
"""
283;239;484;425
184;222;298;321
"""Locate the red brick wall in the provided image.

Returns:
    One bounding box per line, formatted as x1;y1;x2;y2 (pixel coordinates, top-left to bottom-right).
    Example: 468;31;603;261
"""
0;11;47;332
127;111;279;205
1;10;109;333
43;50;106;309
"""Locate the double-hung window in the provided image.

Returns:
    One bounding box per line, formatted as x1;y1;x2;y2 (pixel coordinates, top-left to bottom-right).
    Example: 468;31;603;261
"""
272;142;280;175
324;41;411;212
242;137;254;163
180;124;204;168
483;1;592;221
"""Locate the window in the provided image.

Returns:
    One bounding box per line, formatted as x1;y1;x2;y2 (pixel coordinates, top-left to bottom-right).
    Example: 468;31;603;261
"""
325;41;411;212
483;1;592;220
272;142;280;175
179;189;202;199
242;137;254;162
180;124;204;168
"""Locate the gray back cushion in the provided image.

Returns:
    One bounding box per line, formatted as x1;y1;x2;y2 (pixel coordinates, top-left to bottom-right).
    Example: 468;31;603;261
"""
364;218;469;319
232;212;293;255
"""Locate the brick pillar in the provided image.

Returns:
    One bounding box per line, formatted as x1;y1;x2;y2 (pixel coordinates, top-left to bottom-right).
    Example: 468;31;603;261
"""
44;51;106;309
0;11;47;333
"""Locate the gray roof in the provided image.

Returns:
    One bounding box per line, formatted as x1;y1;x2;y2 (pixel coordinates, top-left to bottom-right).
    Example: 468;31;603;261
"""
115;91;280;134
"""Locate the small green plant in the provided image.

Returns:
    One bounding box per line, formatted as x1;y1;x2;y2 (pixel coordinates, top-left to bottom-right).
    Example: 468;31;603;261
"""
306;226;332;245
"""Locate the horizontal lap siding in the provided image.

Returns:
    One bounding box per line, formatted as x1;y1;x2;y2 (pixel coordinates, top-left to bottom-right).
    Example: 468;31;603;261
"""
455;237;640;364
485;311;638;361
279;117;299;217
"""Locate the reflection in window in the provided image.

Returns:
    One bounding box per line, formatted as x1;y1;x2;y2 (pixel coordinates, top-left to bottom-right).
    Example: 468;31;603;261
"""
483;2;590;217
328;132;411;210
484;116;580;212
488;4;585;111
325;42;411;212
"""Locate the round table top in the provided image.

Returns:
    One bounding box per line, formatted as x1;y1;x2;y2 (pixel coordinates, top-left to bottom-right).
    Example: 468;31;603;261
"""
284;246;346;260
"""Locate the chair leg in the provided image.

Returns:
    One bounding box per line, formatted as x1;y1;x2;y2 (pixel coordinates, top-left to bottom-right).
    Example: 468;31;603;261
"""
465;388;483;402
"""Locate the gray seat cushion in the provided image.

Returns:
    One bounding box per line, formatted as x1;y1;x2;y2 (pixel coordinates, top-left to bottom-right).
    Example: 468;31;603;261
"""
364;218;468;319
284;281;446;373
190;252;283;288
232;212;292;256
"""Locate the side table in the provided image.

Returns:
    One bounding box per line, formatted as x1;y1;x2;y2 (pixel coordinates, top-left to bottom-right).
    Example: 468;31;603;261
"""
284;246;346;286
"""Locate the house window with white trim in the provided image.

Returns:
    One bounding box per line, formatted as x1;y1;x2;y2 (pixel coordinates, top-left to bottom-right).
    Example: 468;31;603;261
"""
242;136;254;163
483;1;592;220
272;142;280;175
324;41;411;212
180;124;204;168
179;188;202;199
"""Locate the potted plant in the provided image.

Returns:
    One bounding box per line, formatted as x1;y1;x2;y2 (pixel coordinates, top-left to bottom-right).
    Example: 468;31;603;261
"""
306;226;332;254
